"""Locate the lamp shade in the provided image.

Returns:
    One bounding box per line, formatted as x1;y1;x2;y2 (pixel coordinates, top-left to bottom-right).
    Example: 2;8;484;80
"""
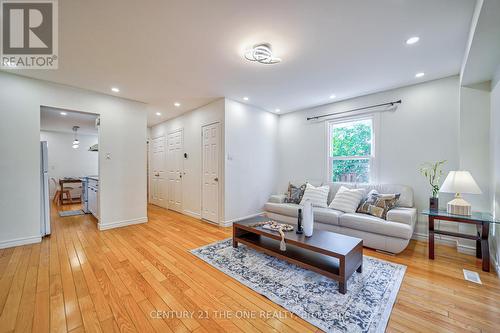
440;171;482;194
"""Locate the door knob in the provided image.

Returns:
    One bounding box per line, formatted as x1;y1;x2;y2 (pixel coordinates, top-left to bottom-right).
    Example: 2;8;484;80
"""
214;177;219;182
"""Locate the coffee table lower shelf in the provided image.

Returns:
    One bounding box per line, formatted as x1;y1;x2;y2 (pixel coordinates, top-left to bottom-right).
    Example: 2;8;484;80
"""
233;232;361;294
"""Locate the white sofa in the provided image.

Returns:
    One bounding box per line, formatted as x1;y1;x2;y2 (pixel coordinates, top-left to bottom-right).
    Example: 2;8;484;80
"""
264;183;417;254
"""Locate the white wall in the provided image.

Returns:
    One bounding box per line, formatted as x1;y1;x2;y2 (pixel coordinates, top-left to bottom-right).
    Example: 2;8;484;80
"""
277;76;461;237
150;99;225;221
40;131;99;197
457;84;491;252
224;99;278;223
0;72;148;247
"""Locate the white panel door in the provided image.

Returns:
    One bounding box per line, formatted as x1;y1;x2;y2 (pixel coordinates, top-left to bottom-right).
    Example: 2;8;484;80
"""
202;123;220;223
151;137;167;208
167;130;183;212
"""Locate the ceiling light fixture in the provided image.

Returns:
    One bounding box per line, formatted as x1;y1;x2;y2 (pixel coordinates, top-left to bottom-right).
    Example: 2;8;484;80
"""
174;102;180;107
406;36;420;45
156;112;162;116
415;72;425;78
72;126;80;149
244;43;281;65
275;109;280;113
329;94;336;99
243;97;249;101
60;112;67;116
111;87;120;92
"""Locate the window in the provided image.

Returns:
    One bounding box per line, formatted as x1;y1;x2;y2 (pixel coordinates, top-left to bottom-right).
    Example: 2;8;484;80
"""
328;117;374;183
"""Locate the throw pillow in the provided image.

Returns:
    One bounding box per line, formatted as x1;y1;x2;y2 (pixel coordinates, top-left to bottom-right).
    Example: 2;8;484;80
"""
328;186;365;213
299;183;330;208
357;190;400;219
284;183;306;204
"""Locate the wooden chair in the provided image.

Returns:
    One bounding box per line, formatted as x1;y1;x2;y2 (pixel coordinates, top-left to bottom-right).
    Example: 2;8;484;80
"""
50;178;74;205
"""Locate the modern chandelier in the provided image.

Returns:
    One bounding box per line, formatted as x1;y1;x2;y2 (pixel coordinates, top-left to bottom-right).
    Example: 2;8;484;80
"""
244;43;281;64
72;126;80;149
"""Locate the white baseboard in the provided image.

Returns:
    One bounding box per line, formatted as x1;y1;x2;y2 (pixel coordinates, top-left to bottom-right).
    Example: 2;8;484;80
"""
0;235;42;249
457;243;476;256
222;212;265;227
98;217;148;231
412;232;458;247
183;210;201;219
413;232;482;256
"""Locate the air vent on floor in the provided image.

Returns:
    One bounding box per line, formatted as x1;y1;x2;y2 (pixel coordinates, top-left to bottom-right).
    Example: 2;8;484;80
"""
463;269;482;284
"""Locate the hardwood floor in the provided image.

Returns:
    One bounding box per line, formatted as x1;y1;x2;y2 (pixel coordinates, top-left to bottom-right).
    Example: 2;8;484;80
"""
1;203;499;333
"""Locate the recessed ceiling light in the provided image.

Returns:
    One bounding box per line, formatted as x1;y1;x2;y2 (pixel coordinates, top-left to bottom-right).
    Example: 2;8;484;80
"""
243;97;249;101
60;112;67;116
406;36;420;45
156;112;162;116
415;72;425;78
174;102;180;107
329;94;336;99
111;87;120;92
275;109;280;113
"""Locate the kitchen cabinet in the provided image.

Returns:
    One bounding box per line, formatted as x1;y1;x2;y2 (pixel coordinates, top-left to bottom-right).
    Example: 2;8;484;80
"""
87;178;99;219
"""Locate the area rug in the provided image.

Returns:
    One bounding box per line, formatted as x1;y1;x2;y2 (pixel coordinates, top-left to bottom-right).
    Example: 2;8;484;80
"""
191;239;406;333
58;210;85;217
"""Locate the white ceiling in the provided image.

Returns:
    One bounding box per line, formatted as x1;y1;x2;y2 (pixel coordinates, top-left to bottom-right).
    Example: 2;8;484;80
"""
40;106;99;135
6;0;475;126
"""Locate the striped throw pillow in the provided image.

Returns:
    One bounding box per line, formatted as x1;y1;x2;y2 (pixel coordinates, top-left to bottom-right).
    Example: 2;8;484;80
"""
328;186;365;213
299;183;330;208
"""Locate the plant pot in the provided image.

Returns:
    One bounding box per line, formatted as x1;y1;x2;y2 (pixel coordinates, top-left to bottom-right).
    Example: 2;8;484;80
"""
429;197;439;211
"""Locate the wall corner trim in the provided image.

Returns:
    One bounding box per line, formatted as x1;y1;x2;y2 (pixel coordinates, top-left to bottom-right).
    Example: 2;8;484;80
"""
98;217;148;231
0;235;42;249
492;254;500;275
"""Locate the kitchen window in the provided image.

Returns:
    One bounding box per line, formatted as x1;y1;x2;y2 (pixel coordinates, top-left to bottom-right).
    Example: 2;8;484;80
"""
328;117;375;183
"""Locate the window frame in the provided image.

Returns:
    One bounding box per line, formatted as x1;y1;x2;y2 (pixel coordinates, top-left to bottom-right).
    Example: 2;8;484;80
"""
326;115;377;184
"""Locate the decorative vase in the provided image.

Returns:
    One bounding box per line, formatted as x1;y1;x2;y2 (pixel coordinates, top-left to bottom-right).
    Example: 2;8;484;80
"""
302;200;314;237
429;197;439;211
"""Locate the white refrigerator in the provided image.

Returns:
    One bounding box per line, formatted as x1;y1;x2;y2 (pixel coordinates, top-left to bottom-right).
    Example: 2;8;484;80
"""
40;141;51;236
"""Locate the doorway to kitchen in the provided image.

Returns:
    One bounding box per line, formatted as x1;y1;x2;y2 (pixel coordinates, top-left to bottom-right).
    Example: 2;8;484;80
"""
39;106;100;236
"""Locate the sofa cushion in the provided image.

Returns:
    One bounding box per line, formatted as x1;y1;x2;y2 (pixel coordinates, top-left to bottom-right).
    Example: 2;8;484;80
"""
339;213;413;239
386;207;417;227
264;202;299;217
264;203;343;226
328;186;365;213
284;183;306;204
330;183;414;208
313;207;343;226
269;194;286;204
357;190;400;219
300;183;329;208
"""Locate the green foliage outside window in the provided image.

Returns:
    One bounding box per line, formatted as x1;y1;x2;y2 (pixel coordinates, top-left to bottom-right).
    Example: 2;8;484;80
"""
331;121;372;183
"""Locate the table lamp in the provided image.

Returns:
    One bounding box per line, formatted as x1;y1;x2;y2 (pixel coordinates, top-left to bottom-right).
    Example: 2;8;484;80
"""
439;171;482;216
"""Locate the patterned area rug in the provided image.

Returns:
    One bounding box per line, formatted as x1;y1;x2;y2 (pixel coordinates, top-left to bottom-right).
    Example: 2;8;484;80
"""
58;210;85;217
191;239;406;333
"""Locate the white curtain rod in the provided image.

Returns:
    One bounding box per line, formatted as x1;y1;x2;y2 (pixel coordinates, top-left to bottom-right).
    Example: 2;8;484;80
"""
306;99;402;121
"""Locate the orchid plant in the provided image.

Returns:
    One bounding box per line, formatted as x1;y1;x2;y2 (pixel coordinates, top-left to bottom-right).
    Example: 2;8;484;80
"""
419;160;446;198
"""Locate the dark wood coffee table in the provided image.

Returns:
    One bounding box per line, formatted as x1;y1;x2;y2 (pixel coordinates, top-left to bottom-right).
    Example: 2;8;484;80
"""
233;216;363;294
